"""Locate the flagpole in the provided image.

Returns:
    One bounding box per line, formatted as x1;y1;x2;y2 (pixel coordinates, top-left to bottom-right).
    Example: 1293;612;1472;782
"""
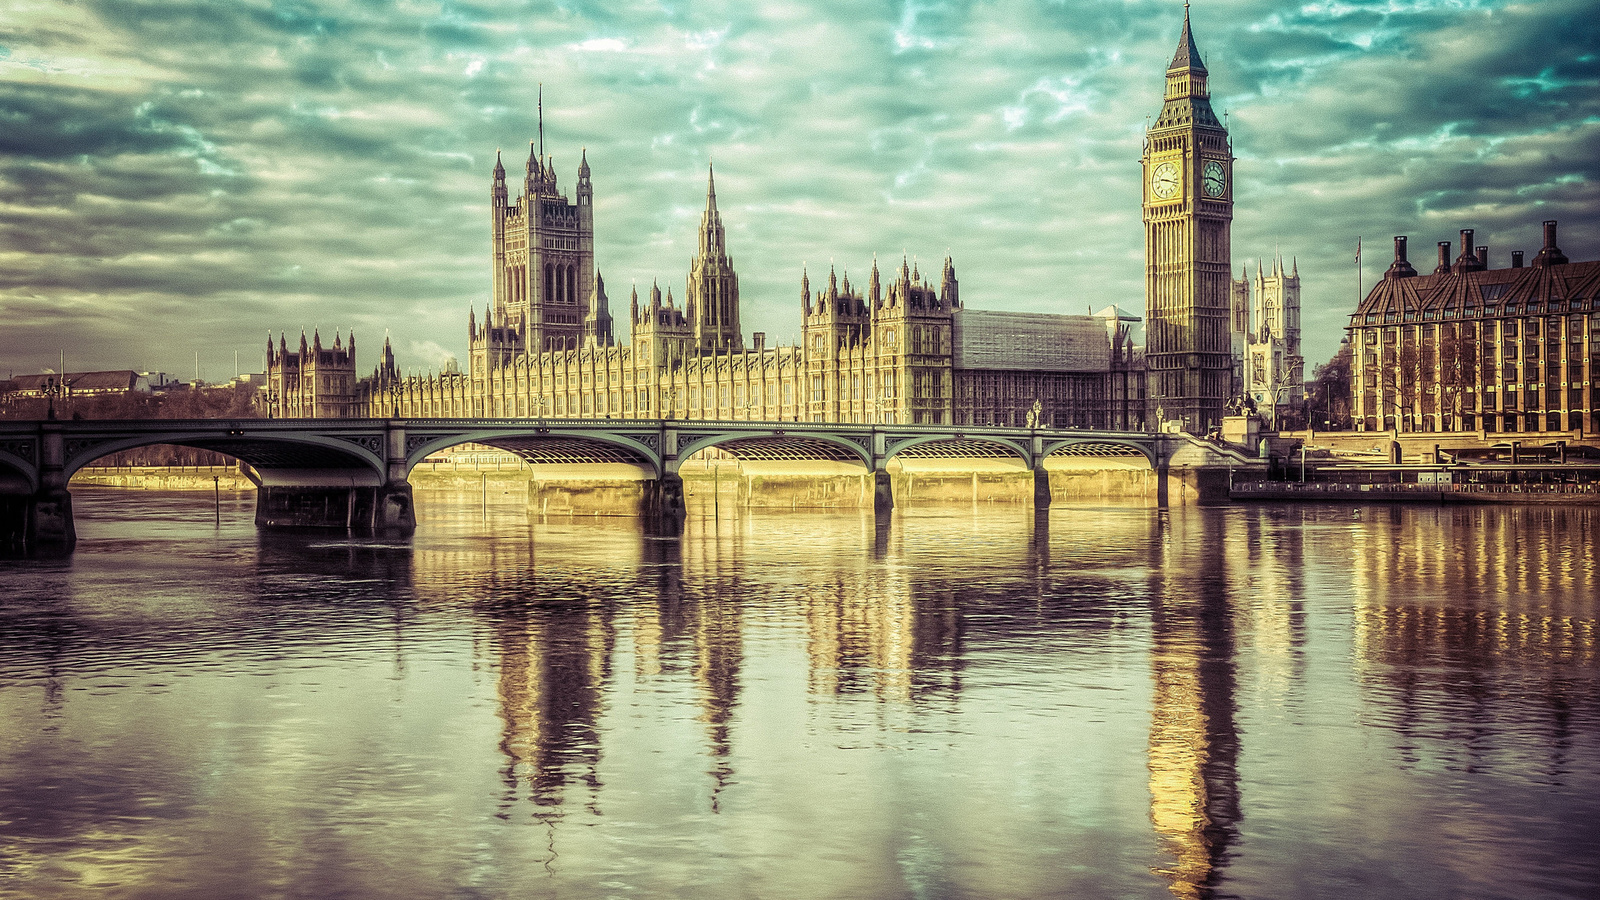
1356;236;1363;302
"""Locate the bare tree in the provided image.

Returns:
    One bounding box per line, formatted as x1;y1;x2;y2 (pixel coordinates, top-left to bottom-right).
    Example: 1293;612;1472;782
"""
1310;343;1353;429
1437;323;1479;430
1377;331;1426;431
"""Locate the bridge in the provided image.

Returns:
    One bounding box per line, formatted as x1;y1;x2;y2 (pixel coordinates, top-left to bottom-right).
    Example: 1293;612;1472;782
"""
0;417;1235;551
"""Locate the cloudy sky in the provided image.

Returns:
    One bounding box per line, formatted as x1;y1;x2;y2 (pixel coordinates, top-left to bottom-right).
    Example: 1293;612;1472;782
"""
2;0;1596;380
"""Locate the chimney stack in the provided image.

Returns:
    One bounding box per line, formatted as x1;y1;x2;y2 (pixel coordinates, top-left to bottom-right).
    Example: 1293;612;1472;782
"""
1453;229;1483;272
1476;245;1488;267
1436;241;1452;274
1385;236;1418;279
1512;250;1524;268
1533;219;1569;267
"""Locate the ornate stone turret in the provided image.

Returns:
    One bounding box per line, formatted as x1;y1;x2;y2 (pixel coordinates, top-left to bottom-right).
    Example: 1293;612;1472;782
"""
685;163;742;352
490;95;596;353
584;269;614;346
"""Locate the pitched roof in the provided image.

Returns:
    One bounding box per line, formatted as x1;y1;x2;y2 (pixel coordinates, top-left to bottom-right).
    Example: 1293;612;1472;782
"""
9;370;147;392
1350;260;1600;324
1168;7;1208;75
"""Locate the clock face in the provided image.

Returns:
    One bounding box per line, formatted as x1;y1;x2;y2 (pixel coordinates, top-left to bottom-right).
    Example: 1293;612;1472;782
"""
1202;160;1227;198
1150;162;1180;200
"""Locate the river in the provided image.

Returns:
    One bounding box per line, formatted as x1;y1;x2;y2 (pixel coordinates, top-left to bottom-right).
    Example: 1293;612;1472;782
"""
1;488;1597;899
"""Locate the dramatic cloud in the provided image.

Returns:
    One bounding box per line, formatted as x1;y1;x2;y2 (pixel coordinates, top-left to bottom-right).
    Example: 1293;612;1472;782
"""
1;0;1596;379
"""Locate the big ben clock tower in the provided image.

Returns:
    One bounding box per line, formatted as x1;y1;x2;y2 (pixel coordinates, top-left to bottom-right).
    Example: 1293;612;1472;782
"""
1143;3;1233;433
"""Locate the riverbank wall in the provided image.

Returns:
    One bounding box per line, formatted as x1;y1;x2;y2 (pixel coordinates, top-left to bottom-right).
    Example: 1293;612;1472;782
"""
70;466;256;491
64;457;1187;513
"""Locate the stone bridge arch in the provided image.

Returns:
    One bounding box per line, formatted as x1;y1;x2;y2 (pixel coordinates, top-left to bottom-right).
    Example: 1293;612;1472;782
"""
0;447;37;494
61;430;388;485
884;434;1034;467
403;428;662;476
672;429;873;472
1041;437;1159;470
662;429;877;515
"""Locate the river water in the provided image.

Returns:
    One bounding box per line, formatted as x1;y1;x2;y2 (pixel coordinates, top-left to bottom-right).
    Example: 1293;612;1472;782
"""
1;488;1598;899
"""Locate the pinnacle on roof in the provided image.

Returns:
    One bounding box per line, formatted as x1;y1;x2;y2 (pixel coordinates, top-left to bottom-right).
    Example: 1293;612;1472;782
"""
493;150;505;178
1168;3;1208;75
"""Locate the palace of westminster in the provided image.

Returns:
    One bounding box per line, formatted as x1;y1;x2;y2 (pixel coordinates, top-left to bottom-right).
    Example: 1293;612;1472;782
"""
274;7;1574;438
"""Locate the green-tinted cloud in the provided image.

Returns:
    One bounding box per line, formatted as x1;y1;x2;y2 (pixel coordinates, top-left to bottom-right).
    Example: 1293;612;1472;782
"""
0;0;1595;378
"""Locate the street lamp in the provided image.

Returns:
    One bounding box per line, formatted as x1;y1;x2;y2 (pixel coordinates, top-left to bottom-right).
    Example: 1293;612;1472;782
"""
42;377;62;420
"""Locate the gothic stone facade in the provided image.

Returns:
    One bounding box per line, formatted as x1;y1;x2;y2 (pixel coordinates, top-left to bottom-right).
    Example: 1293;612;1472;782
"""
1229;255;1304;426
1349;222;1600;435
353;145;1143;429
265;330;358;419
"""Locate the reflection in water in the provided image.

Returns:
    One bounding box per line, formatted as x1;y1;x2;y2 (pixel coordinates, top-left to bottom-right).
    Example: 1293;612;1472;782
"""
2;490;1598;898
1349;507;1600;777
490;593;615;817
694;593;742;809
1148;510;1240;900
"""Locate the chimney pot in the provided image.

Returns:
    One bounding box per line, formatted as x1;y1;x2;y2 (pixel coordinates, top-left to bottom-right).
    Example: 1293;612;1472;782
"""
1477;245;1488;267
1512;251;1524;268
1386;236;1418;278
1436;241;1452;274
1533;219;1569;267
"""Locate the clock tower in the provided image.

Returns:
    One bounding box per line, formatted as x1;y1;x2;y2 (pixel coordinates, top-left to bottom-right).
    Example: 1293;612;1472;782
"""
1143;3;1233;433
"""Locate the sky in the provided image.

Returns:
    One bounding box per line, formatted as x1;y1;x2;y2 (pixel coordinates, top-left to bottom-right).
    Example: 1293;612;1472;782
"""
1;0;1597;381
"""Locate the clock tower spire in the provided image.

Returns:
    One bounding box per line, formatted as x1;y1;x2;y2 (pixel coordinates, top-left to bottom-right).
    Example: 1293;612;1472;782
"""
1143;2;1234;433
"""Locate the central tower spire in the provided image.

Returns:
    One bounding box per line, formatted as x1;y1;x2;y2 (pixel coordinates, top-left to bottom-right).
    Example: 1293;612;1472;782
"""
686;162;741;352
700;162;725;258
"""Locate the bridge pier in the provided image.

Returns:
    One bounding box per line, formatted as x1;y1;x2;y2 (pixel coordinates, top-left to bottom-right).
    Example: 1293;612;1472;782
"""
644;471;687;524
873;468;894;514
254;481;416;534
1032;465;1052;509
1;425;76;553
253;423;416;535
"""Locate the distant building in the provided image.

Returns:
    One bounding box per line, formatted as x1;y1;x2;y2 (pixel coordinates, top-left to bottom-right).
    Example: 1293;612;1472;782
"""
6;370;152;398
1348;221;1600;435
1230;255;1303;426
264;331;357;418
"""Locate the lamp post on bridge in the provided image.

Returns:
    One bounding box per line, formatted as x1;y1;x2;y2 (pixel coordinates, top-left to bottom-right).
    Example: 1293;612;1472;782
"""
41;377;62;420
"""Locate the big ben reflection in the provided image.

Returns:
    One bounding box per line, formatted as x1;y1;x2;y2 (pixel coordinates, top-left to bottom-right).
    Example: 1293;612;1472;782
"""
1147;508;1241;899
